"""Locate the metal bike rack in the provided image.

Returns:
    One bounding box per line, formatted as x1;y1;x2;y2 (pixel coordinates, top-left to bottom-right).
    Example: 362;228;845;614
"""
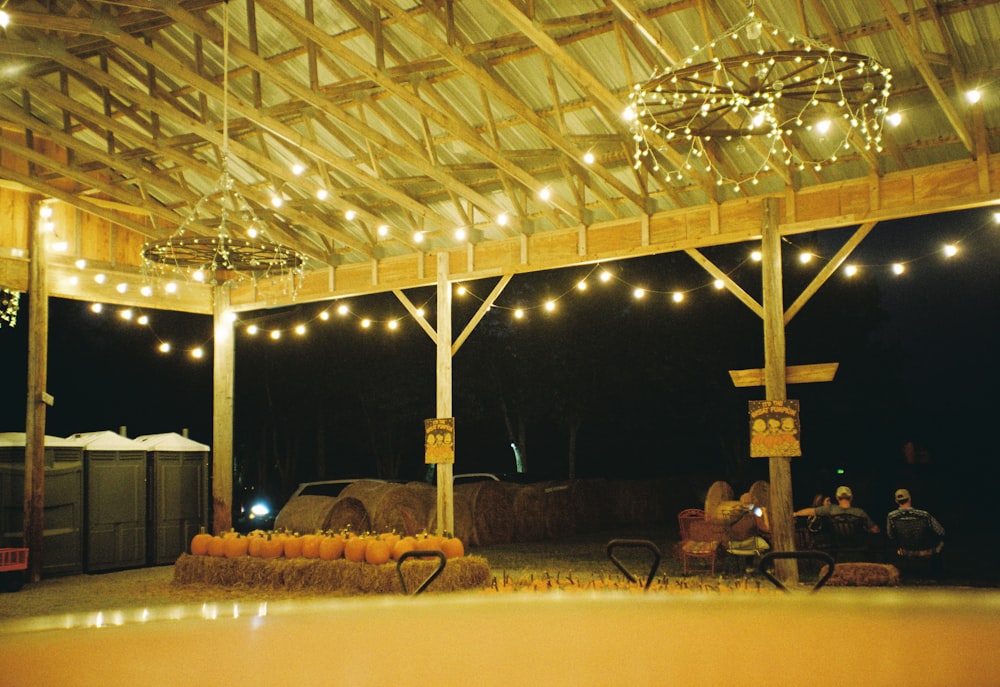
759;550;836;593
606;539;662;591
396;550;447;595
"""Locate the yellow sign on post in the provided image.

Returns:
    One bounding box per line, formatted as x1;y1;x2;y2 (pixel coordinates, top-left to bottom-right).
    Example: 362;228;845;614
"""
424;417;455;464
749;400;801;457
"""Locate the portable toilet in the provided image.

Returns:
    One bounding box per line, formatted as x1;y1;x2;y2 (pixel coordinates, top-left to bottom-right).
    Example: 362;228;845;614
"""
66;430;147;572
0;432;85;576
135;432;210;565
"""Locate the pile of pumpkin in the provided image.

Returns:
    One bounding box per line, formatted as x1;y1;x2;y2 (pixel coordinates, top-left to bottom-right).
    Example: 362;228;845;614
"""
189;528;466;565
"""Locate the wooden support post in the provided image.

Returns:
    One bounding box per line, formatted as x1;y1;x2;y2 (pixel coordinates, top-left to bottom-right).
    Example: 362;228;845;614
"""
435;252;454;535
761;197;798;585
212;285;235;534
24;200;48;583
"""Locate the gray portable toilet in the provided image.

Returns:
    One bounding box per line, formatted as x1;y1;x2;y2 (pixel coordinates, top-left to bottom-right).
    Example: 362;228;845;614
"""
66;430;147;572
135;432;210;565
0;432;85;576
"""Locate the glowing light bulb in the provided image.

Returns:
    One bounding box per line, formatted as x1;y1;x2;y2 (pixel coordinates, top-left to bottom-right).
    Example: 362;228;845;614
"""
544;300;556;312
319;310;330;321
90;303;103;313
844;264;858;277
116;282;128;294
599;270;612;283
191;347;204;359
291;163;305;176
337;304;349;316
345;209;357;221
633;288;645;299
120;309;133;320
361;318;372;328
799;252;813;264
246;324;259;335
94;273;106;284
140;286;153;297
497;212;509;227
316;188;329;201
456;285;467;296
751;250;762;262
294;324;307;336
514;308;524;319
583;151;595;165
538;187;551;202
165;282;178;294
413;231;424;243
270;194;283;208
270;330;281;340
415;308;425;318
192;269;205;282
713;279;725;290
137;315;149;326
158;342;171;353
454;227;467;241
39;205;53;219
576;280;587;291
892;263;905;275
377;224;389;237
887;112;902;127
965;89;982;104
672;292;684;303
943;244;958;257
387;320;399;331
75;259;87;269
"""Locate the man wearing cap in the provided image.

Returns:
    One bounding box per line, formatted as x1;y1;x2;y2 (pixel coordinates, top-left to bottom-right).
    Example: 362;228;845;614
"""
886;488;945;562
794;485;880;533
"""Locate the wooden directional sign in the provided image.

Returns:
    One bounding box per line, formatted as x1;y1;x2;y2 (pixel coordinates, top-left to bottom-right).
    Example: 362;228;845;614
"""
728;362;839;388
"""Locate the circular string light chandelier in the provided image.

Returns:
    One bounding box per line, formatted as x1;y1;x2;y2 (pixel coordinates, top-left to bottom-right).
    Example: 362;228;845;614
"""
627;6;892;193
141;2;304;286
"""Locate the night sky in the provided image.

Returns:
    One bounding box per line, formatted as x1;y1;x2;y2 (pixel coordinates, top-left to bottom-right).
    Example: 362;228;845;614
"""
2;207;998;537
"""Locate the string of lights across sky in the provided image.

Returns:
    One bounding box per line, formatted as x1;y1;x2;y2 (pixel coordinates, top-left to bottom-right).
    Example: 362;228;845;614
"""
69;210;1000;360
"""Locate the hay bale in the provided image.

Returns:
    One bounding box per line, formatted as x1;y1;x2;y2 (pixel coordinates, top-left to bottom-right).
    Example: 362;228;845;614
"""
323;496;371;533
428;489;475;543
572;478;613;533
502;483;546;542
273;495;337;534
541;481;577;539
704;480;734;520
822;562;900;587
172;553;490;594
340;480;433;535
456;480;514;546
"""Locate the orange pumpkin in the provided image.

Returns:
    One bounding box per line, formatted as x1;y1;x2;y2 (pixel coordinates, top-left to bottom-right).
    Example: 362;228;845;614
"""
391;536;416;561
247;532;265;557
364;536;391;565
415;532;443;552
440;535;465;559
343;534;368;563
223;533;249;558
283;533;303;558
300;533;322;559
190;529;212;556
206;535;226;557
319;532;345;560
260;534;283;559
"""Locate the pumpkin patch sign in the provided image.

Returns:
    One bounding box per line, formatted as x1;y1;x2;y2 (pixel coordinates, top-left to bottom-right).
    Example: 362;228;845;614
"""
424;417;455;464
749;400;801;457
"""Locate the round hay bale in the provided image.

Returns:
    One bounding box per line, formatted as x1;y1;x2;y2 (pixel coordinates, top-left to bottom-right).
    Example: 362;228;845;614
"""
323;496;370;534
541;481;576;539
339;480;433;535
572;478;612;533
427;490;474;543
273;495;337;534
501;483;546;542
748;480;770;512
456;480;514;546
607;479;654;525
704;480;734;520
372;482;434;535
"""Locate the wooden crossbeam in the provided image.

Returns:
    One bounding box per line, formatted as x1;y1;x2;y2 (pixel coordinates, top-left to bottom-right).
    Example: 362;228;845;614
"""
728;362;839;388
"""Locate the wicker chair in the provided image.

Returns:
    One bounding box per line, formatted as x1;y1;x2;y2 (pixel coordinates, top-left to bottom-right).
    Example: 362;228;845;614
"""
677;508;719;575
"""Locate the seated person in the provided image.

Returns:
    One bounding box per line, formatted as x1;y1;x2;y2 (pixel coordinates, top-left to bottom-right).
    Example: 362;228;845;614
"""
725;492;771;555
886;488;944;558
794;485;879;533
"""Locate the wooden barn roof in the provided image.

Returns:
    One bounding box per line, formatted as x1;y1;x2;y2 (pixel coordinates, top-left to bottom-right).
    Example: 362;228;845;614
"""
1;0;999;314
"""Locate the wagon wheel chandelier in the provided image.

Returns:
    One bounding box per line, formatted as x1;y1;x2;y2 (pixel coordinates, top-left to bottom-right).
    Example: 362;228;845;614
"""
626;4;892;193
141;1;304;286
